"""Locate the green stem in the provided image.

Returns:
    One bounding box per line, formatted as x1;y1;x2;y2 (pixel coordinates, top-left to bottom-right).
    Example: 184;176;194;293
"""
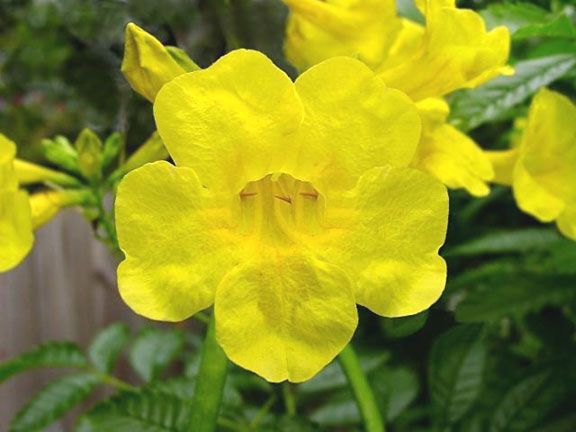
188;314;229;432
282;383;296;416
339;345;385;432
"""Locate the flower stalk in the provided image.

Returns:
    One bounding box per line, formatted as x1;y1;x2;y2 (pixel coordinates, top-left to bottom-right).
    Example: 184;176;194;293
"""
188;313;229;432
339;344;385;432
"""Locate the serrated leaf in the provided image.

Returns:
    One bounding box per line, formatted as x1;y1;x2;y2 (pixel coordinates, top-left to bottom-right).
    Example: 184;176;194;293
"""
151;376;243;410
76;390;190;432
88;323;130;373
449;55;576;131
447;228;562;256
0;342;87;384
456;273;576;322
429;325;486;425
490;370;567;432
129;327;185;382
10;373;99;432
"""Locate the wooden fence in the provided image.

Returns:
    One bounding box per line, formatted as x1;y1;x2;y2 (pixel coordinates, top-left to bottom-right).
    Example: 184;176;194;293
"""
0;210;146;430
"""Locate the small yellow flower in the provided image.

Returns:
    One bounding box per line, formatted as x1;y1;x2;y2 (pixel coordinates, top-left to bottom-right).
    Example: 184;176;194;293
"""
0;134;33;272
281;1;509;197
283;0;512;101
115;50;448;382
121;23;199;102
487;89;576;240
414;98;494;197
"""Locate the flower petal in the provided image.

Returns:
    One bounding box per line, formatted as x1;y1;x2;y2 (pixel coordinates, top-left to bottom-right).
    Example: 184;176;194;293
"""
293;57;421;191
414;101;494;196
378;4;511;100
513;163;564;223
283;0;402;71
0;190;33;272
154;50;302;193
0;133;18;191
557;204;576;241
319;166;448;317
215;253;357;382
115;161;240;321
520;89;576;203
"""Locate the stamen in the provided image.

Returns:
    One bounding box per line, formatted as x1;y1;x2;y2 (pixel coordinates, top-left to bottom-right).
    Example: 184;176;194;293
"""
240;192;258;198
274;195;292;204
299;192;318;199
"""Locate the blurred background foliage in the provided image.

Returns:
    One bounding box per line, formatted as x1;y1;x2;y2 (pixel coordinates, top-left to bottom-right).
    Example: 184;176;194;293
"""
1;0;576;431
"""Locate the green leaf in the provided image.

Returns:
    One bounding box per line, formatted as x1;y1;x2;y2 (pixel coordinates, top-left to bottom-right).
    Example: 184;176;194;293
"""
0;342;87;384
88;323;130;373
129;327;185;382
514;15;576;40
429;325;486;425
482;3;576;40
380;311;428;339
490;370;567;432
10;373;99;432
76;390;190;432
151;376;243;410
447;228;563;256
310;366;419;426
482;3;551;33
456;273;576;322
449;55;576;131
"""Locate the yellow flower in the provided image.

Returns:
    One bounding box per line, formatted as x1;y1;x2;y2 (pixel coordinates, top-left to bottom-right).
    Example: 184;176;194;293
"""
0;134;33;272
115;50;448;382
283;0;512;101
282;1;509;197
487;89;576;240
413;98;494;197
121;23;199;102
379;0;512;101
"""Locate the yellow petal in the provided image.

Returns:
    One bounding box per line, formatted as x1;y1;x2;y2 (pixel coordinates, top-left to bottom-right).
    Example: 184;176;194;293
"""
121;23;187;102
215;253;357;382
283;0;401;71
557;204;576;241
485;149;518;186
414;100;494;197
293;57;421;191
0;190;33;272
115;161;240;321
0;133;18;190
154;49;303;193
520;89;576;203
318;166;448;317
14;159;79;187
378;4;511;100
29;190;90;229
513;163;564;223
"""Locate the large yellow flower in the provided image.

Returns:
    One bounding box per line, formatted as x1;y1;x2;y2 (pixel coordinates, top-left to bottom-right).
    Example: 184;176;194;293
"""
487;89;576;240
0;134;33;272
115;50;449;382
